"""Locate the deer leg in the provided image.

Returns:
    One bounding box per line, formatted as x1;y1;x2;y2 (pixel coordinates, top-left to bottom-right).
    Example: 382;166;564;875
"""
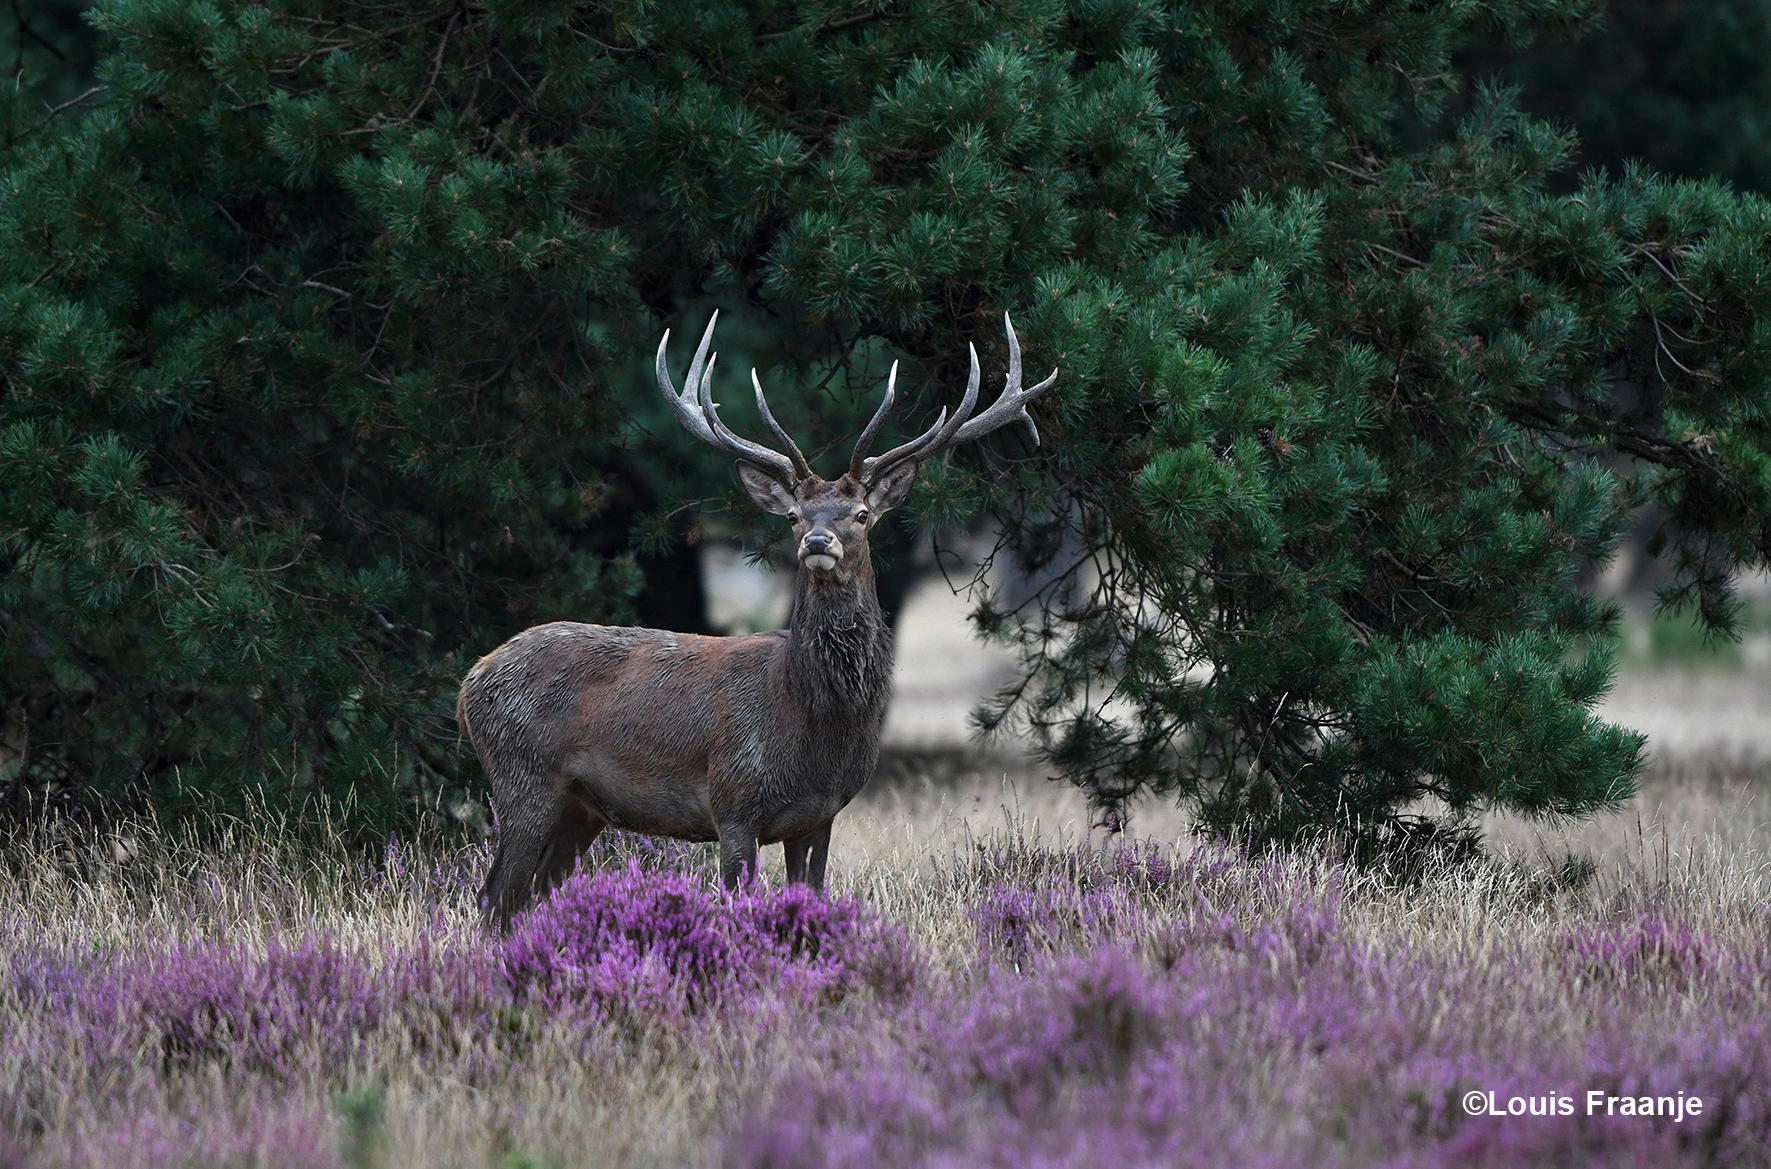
784;832;813;884
479;787;564;932
718;825;759;890
803;821;834;892
532;800;607;900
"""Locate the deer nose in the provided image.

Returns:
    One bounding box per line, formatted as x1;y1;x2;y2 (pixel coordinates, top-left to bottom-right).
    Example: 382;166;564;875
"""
802;532;834;555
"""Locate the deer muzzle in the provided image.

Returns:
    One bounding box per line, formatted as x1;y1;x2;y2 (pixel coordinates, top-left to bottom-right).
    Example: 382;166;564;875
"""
800;531;841;573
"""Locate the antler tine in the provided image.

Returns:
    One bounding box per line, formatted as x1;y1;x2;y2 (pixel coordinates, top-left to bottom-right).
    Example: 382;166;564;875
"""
657;313;803;487
655;312;722;447
949;312;1057;448
692;352;802;486
847;361;899;479
859;343;979;484
854;313;1056;485
752;369;814;482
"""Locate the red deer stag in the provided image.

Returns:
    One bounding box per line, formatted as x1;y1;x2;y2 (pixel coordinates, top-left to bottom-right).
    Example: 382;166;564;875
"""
458;313;1057;928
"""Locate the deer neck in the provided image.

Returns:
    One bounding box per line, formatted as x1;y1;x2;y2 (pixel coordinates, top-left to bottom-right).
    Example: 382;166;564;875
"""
783;559;892;714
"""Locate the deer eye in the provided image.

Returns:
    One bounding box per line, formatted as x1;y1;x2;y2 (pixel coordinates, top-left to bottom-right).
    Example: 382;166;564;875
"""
854;509;869;525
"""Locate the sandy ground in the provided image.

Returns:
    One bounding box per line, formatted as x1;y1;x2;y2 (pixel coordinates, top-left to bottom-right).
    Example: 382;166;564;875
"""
880;573;1022;749
1598;667;1771;757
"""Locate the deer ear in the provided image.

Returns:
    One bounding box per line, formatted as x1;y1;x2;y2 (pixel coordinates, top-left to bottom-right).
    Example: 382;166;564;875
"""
736;461;797;515
865;459;921;514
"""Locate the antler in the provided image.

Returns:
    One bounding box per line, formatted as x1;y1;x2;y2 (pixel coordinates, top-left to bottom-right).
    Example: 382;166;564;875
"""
655;312;814;487
853;313;1057;486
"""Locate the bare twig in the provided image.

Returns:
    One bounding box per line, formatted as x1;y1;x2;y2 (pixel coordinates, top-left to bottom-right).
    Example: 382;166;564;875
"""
756;8;892;44
1366;242;1424;269
41;83;105;120
1631;243;1709;309
406;6;460;120
1651;313;1720;383
7;83;106;146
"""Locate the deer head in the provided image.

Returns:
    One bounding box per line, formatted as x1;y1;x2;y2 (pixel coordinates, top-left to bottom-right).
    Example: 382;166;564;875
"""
654;312;1058;583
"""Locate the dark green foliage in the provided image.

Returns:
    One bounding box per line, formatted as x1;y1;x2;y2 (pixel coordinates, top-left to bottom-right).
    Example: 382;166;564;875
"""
1468;0;1771;193
2;1;104;120
3;0;1770;851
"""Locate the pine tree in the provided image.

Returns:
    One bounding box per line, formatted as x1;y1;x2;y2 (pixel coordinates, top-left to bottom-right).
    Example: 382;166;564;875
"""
2;0;1769;850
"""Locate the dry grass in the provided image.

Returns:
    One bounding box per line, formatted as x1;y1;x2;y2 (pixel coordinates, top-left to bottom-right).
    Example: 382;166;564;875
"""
1;751;1768;1167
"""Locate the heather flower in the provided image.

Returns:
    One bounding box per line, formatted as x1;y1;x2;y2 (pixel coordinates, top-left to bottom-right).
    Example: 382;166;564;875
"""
741;881;921;1004
729;854;1771;1169
1567;913;1711;982
972;883;1137;963
959;947;1167;1109
62;933;505;1079
501;862;916;1019
727;947;1203;1169
52;1101;342;1169
6;822;1771;1168
7;946;89;1012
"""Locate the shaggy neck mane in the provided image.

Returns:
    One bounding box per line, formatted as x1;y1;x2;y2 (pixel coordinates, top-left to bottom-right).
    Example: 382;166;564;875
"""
783;562;892;714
